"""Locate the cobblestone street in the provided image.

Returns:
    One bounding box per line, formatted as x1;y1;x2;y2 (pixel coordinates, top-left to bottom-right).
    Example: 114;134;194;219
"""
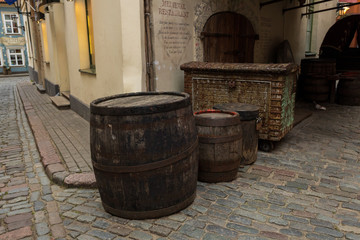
1;76;360;239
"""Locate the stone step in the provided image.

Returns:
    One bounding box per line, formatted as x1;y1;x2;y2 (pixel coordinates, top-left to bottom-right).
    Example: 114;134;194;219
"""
61;91;70;100
36;84;46;94
49;96;70;110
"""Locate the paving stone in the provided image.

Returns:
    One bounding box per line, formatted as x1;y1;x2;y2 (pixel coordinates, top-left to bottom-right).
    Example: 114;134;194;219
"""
206;224;238;238
346;232;360;240
178;224;205;238
6;208;32;217
283;214;309;224
66;222;90;233
280;228;303;237
269;217;288;226
306;232;336;240
228;214;252;225
77;234;99;240
129;220;153;230
316;214;340;224
260;231;288;240
42;185;52;195
35;222;50;236
41;194;54;202
234;209;267;222
226;223;259;234
150;225;172;237
77;214;96;223
314;226;344;238
34;200;45;211
129;230;154;240
154;219;181;230
7;219;32;231
168;214;187;223
342;202;360;211
88;229;116;240
203;232;229;240
92;219;110;229
191;204;207;213
108;224;132;237
342;220;360;228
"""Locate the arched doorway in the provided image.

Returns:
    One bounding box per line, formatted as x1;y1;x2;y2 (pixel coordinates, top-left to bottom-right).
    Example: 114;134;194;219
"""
201;12;258;63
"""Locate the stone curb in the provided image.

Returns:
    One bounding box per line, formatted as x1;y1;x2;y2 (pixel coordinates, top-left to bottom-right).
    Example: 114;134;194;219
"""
16;82;97;188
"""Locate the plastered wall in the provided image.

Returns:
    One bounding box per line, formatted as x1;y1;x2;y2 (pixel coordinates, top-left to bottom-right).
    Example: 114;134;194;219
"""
151;0;337;92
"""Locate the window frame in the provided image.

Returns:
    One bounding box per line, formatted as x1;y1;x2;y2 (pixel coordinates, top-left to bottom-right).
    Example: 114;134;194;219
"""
2;12;21;35
7;48;25;67
85;0;95;69
0;48;3;67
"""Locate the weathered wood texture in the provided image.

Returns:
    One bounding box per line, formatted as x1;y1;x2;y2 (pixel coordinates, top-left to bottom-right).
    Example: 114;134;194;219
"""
90;92;198;219
195;110;241;183
300;58;336;102
337;72;360;106
181;62;298;142
202;12;256;63
214;103;259;165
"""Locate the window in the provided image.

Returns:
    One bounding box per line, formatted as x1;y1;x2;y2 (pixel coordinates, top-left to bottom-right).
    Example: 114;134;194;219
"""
3;13;20;34
7;49;24;66
86;0;95;69
305;0;314;54
0;48;3;66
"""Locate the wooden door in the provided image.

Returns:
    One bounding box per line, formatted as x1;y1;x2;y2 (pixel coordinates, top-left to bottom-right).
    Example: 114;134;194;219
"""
202;12;258;63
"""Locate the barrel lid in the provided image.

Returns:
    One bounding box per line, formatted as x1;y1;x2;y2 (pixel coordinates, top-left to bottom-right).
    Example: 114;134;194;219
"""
213;103;259;121
194;109;240;127
91;92;191;116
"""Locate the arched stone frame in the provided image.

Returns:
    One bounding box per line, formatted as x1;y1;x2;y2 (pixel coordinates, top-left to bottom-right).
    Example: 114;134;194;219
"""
193;0;260;62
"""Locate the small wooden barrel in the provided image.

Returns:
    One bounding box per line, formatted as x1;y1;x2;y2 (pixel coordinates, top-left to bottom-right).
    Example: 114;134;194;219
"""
214;103;259;165
300;58;336;102
302;74;331;102
194;110;241;183
337;72;360;106
90;92;198;219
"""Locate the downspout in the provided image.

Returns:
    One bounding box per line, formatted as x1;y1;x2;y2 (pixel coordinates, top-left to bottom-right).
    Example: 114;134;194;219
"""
144;0;155;91
25;0;35;68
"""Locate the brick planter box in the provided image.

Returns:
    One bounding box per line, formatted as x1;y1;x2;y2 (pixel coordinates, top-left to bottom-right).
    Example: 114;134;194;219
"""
181;62;298;143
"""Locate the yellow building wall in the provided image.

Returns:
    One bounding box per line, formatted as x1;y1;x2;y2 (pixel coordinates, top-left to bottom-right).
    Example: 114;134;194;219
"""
41;3;69;93
63;0;146;106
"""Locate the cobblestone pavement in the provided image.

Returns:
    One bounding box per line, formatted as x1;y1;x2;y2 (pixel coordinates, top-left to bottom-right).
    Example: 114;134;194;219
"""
0;77;66;239
17;81;92;174
53;95;359;239
17;81;95;187
2;77;360;239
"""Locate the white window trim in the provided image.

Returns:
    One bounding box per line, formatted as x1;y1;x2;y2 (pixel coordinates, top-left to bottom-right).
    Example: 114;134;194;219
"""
6;48;25;67
2;12;21;35
0;48;3;67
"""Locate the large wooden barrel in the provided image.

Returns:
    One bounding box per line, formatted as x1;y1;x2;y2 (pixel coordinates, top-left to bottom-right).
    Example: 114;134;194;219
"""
300;58;336;102
194;110;241;183
90;92;198;219
337;72;360;106
214;103;259;165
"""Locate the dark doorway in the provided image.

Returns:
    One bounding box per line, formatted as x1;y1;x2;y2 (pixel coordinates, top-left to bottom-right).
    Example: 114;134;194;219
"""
201;12;258;63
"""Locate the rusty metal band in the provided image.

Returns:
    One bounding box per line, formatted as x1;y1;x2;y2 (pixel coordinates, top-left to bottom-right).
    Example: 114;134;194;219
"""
198;133;242;144
195;117;240;127
101;191;196;220
92;138;198;174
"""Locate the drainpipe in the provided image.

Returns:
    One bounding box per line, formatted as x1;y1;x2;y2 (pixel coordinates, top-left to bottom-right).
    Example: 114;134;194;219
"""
144;0;155;91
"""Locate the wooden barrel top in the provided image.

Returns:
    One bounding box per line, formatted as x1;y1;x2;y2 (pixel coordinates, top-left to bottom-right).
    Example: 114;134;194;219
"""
195;110;239;127
214;103;259;121
91;92;190;116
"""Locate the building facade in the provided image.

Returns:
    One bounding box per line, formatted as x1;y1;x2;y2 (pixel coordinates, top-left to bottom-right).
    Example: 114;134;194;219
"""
0;0;28;74
24;0;338;120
